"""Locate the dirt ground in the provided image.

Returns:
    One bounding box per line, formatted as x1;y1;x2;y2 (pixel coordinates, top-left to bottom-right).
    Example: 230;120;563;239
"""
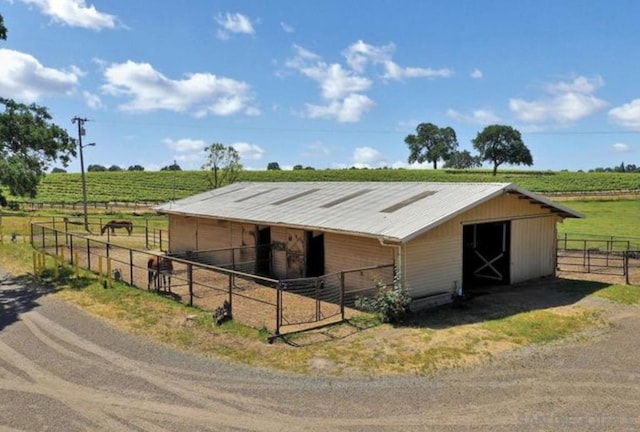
2;265;640;431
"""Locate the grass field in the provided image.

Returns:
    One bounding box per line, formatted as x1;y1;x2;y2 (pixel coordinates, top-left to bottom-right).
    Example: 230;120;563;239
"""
4;169;640;204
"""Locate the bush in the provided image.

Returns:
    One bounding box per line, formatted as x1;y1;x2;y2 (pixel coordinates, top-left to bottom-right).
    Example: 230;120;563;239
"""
355;273;411;323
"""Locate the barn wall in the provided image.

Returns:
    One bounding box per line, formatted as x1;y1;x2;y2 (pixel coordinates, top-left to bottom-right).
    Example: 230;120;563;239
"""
510;216;559;283
325;233;395;274
404;223;462;300
195;218;230;251
404;193;559;305
168;215;197;253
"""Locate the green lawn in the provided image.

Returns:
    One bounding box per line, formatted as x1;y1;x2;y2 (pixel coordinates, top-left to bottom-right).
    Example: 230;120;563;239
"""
557;199;640;244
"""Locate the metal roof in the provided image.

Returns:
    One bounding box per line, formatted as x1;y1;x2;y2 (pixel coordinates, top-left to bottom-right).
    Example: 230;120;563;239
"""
154;182;583;243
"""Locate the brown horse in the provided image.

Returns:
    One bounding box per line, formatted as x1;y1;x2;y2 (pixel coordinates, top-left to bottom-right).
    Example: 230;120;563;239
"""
147;255;173;292
101;220;133;236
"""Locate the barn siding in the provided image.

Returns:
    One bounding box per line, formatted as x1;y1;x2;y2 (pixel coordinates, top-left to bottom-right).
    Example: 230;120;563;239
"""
168;215;197;253
324;233;395;274
196;218;230;251
404;226;462;299
510;216;559;283
404;193;558;304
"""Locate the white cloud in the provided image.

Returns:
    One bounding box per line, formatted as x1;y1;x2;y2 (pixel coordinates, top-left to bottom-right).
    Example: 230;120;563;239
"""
215;12;255;39
0;49;78;101
83;90;103;109
612;143;631;153
101;60;259;116
163;138;207;153
280;22;294;33
509;75;607;125
382;61;453;80
446;108;501;125
343;40;453;80
352;146;387;168
344;40;396;73
18;0;118;30
231;142;265;160
545;75;604;94
306;94;375;123
470;68;483;79
609;99;640;130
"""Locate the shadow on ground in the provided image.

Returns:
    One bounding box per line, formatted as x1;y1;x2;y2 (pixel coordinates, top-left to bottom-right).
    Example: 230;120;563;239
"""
406;277;610;330
0;273;58;331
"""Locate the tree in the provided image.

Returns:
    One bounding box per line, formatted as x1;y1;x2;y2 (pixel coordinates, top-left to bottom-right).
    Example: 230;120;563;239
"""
108;164;122;171
293;164;303;170
444;150;482;169
127;164;144;171
51;167;67;173
267;161;281;170
472;124;533;175
202;143;242;189
87;164;106;172
160;163;181;171
405;122;458;169
0;13;7;40
0;98;76;203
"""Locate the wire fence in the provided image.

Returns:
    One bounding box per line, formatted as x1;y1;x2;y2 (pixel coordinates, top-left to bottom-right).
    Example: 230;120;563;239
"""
557;234;640;285
30;222;395;338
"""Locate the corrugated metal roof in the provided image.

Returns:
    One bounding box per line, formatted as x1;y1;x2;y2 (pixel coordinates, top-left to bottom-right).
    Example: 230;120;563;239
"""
154;182;583;243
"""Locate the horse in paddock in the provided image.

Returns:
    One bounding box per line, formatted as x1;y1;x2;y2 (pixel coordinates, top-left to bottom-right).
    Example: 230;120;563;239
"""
100;220;133;236
147;255;173;293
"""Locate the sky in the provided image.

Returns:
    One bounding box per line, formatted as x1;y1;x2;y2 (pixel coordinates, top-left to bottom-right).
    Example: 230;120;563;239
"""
1;0;639;173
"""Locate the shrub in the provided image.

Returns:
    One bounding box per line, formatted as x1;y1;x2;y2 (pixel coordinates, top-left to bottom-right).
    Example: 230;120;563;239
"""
355;273;411;323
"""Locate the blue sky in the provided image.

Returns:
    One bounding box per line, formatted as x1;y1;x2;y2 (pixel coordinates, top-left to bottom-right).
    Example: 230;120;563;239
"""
1;0;639;173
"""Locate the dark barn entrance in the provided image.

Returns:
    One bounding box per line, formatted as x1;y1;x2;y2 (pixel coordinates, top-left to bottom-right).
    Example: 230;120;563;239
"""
463;221;511;289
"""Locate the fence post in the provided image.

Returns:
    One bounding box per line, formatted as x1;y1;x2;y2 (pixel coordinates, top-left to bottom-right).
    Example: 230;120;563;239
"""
228;274;233;315
69;236;74;265
129;249;134;286
587;249;591;273
315;278;321;321
145;219;149;249
54;230;59;256
86;239;91;271
276;282;282;336
340;272;345;321
188;263;193;307
624;252;630;285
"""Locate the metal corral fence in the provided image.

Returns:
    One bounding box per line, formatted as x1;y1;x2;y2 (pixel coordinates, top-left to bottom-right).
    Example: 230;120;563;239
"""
557;233;640;285
31;222;395;338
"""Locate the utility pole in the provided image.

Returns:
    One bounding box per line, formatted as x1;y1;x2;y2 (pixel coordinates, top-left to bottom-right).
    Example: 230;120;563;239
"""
72;117;94;232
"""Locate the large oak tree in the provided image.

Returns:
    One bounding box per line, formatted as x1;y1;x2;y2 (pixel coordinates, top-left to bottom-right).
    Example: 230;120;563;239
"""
0;98;76;205
472;124;533;175
405;122;458;169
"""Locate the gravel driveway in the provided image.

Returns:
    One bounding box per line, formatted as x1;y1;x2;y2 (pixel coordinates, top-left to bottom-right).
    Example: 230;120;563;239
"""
1;268;639;431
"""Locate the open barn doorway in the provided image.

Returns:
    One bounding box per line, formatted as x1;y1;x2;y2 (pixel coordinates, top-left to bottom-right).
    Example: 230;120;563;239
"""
256;227;271;276
306;231;325;277
463;221;511;289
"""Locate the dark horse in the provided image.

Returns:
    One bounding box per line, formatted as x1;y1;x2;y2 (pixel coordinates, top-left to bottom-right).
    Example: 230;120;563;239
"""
100;220;133;236
147;255;173;292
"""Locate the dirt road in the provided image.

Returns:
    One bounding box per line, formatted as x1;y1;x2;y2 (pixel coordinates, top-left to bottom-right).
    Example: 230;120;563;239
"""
1;269;639;431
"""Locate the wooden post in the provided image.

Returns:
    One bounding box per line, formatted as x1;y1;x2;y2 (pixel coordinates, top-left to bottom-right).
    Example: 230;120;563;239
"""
624;252;630;285
129;249;134;286
107;258;112;288
98;256;103;285
187;263;193;307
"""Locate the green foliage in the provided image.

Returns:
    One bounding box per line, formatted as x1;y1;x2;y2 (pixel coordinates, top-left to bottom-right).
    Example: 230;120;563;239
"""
444;150;482;169
161;163;182;171
0;13;6;40
405;122;458;169
88;164;106;172
3;169;640;205
202;143;242;189
355;274;411;323
0;98;76;204
128;165;144;171
267;161;281;170
472;124;533;175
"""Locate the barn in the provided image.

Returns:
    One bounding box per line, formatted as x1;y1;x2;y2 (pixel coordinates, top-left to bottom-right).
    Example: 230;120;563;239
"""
154;182;583;310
